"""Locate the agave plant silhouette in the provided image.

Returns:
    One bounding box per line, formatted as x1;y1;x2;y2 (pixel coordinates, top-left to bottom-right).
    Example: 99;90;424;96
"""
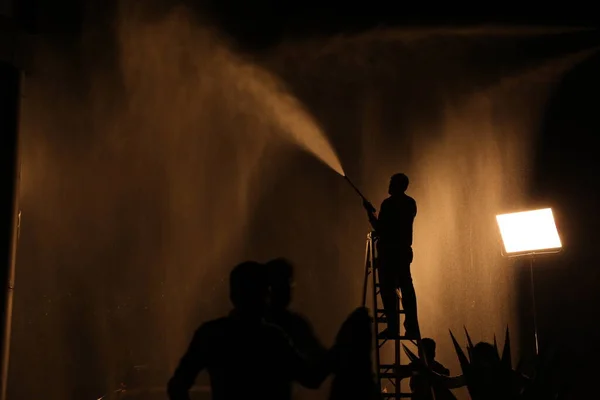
402;327;567;400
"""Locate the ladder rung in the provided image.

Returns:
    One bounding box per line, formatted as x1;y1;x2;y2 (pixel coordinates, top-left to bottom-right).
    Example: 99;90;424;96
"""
380;392;413;398
377;333;417;341
380;372;410;379
376;309;406;315
379;364;412;370
376;315;405;323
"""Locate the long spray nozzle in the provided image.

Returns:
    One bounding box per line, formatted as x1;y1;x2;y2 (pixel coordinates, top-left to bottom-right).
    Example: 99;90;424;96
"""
344;175;376;213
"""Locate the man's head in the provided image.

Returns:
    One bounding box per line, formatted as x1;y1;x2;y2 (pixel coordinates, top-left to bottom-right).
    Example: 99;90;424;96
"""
472;342;499;368
389;173;409;196
421;338;436;361
266;258;294;310
229;261;269;317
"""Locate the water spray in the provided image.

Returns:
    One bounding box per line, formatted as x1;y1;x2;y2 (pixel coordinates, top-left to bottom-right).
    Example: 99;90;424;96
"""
344;175;376;213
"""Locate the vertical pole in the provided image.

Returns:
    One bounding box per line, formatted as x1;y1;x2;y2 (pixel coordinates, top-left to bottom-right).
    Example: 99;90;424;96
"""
362;236;370;307
529;257;539;356
0;61;21;400
394;337;400;399
369;233;382;396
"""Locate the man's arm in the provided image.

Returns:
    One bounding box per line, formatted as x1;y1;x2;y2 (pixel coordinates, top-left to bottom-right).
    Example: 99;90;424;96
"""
362;199;379;232
438;364;450;376
365;200;389;233
274;327;334;389
167;326;209;400
290;313;328;359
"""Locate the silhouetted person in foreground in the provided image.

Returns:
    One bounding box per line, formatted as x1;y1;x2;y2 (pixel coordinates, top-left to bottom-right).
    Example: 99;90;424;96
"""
167;261;334;400
329;307;379;400
266;258;326;361
410;338;451;400
364;173;419;338
466;342;529;400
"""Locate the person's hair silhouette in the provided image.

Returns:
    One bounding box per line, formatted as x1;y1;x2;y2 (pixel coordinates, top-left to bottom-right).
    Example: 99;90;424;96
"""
167;261;333;400
388;173;409;196
421;338;437;364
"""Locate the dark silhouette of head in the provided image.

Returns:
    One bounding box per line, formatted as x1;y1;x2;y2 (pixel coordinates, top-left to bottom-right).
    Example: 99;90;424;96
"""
472;342;500;368
229;261;269;317
389;173;409;196
421;338;436;362
266;258;294;310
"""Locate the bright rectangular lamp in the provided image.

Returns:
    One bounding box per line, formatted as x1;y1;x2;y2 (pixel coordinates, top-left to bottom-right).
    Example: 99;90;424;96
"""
496;208;562;255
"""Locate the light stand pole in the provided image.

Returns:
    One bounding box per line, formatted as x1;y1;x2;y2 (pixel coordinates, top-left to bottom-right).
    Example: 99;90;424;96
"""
529;256;539;355
0;59;20;400
0;4;26;399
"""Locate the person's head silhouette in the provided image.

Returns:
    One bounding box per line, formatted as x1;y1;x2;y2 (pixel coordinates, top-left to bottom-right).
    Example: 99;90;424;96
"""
266;258;294;311
229;261;269;318
421;338;437;362
388;173;409;196
472;342;500;368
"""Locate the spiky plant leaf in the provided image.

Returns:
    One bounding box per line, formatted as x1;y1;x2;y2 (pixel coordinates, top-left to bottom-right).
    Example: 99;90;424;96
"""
448;329;567;400
449;330;470;373
402;344;419;363
501;326;512;370
493;334;499;359
463;326;474;362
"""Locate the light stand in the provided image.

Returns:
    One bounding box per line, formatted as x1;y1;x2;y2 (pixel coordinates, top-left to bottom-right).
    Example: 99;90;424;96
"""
496;208;562;356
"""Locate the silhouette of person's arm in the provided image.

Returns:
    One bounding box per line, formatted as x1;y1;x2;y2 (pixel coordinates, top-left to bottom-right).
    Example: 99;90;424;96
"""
433;361;450;376
364;199;385;232
290;312;327;359
433;372;465;389
274;327;334;389
167;325;210;400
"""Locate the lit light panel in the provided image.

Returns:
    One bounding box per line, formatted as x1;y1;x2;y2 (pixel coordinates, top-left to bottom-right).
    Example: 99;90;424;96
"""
496;208;562;254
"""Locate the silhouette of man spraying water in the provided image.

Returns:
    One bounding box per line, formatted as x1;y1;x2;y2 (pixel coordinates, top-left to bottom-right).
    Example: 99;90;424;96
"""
167;261;333;400
363;173;419;339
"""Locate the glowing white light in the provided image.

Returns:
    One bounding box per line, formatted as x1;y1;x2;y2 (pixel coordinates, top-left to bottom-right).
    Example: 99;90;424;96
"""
496;208;562;254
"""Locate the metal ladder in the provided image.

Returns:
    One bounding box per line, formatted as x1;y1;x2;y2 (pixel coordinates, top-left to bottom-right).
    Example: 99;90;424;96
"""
362;232;420;399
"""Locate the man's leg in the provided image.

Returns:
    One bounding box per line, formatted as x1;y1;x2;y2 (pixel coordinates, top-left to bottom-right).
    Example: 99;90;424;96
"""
398;248;419;335
377;259;400;335
399;280;418;336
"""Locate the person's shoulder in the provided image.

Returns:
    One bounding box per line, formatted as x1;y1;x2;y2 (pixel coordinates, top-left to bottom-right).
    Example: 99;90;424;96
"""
381;197;393;207
201;316;229;328
405;195;417;209
432;361;449;375
288;310;317;332
287;310;311;324
195;317;229;336
263;320;290;337
264;320;298;344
